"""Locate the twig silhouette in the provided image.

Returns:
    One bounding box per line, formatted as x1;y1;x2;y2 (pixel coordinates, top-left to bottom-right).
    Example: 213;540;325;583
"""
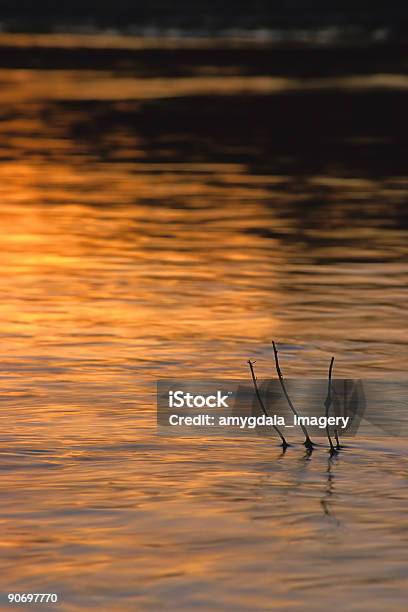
333;380;347;449
324;357;336;453
248;360;288;449
272;341;314;450
333;378;340;449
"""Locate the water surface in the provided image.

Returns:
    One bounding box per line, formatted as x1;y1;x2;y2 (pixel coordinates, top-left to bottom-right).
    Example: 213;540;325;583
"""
0;34;407;610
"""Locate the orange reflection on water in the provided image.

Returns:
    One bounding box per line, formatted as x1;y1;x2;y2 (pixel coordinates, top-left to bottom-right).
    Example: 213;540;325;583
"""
0;154;407;384
0;38;407;610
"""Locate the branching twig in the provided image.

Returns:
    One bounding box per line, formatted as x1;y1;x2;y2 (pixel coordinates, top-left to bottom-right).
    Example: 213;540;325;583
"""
248;360;288;448
272;341;314;449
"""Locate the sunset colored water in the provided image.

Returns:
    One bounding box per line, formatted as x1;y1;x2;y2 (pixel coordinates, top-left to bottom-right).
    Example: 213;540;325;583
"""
0;34;407;610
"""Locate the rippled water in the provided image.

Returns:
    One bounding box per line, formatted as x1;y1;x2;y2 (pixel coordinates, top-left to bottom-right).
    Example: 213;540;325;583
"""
0;34;407;610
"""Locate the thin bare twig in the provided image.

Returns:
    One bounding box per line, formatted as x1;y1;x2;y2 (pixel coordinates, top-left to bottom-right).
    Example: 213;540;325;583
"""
272;341;314;449
248;360;288;448
333;384;340;450
324;357;336;453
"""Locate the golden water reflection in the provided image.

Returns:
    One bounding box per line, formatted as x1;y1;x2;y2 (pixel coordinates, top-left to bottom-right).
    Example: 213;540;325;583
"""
1;159;406;382
0;35;407;610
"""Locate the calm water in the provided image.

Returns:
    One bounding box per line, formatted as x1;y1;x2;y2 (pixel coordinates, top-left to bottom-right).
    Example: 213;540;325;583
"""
0;34;407;611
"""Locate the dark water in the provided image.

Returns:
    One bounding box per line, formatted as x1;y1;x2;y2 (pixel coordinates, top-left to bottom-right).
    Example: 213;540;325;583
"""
0;34;407;610
1;1;407;40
